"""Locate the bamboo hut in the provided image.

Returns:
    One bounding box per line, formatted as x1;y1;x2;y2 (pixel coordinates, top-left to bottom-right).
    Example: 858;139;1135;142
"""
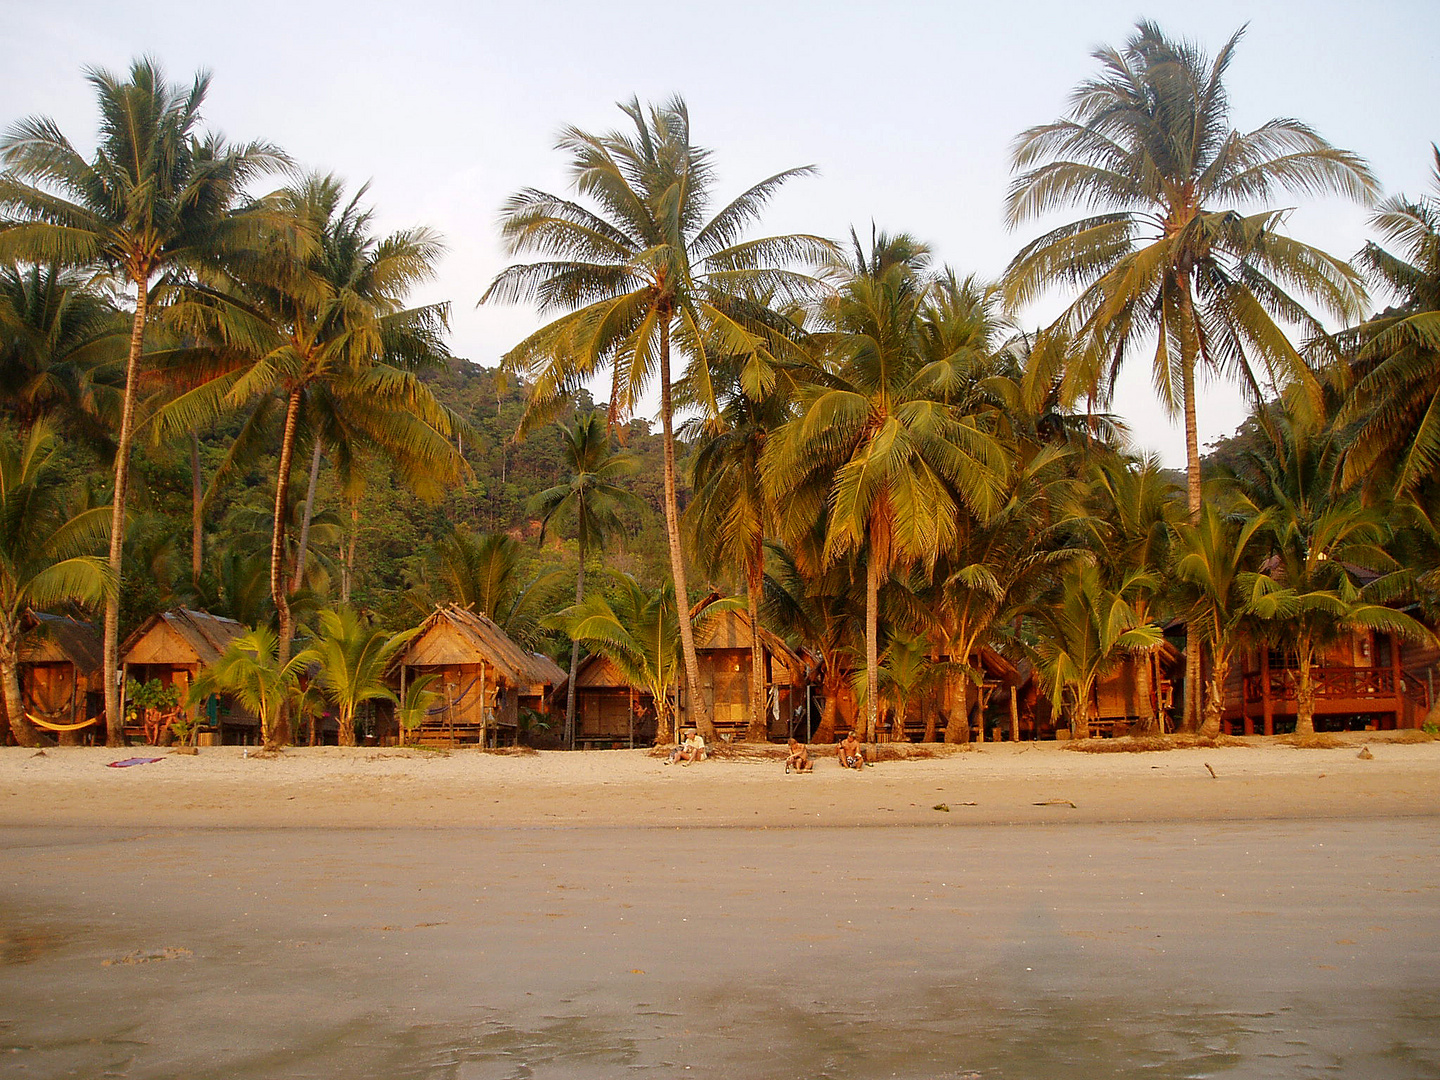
680;606;810;741
120;608;256;744
1087;641;1184;736
553;654;658;748
391;605;565;747
17;613;103;742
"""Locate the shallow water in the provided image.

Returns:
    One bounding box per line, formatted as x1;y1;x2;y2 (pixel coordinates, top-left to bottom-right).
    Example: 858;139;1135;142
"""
2;821;1438;1078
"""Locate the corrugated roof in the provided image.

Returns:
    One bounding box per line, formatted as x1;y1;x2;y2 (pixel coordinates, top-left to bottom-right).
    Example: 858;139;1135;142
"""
396;605;566;688
22;613;102;674
120;608;248;667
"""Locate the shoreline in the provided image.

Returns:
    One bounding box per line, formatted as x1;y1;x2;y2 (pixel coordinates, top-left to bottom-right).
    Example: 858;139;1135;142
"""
4;732;1437;831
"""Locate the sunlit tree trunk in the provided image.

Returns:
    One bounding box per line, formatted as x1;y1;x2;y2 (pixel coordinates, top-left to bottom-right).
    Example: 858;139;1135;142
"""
1294;639;1317;737
1199;650;1228;740
814;669;842;743
864;551;879;744
2;631;46;748
291;441;322;594
191;431;204;585
104;276;149;747
657;318;713;742
564;557;584;749
1179;277;1204;734
267;387;304;749
744;542;768;741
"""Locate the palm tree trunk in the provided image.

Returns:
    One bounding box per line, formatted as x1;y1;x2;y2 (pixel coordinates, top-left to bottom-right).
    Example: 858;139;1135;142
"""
944;674;972;743
865;551;879;744
342;500;359;603
104;276;149;747
744;541;767;741
814;669;840;743
268;387;304;749
1295;640;1316;737
338;703;356;748
657;318;713;742
191;431;204;585
2;631;46;748
291;441;323;595
564;555;584;749
1072;681;1092;740
1199;650;1227;740
1179;280;1204;734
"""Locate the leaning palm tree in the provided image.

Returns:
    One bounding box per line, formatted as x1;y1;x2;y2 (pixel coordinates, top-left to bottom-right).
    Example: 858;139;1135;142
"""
160;175;462;743
295;607;416;748
1340;145;1440;494
529;411;642;748
483;96;830;742
0;58;287;744
0;424;112;746
190;625;308;750
1004;22;1375;520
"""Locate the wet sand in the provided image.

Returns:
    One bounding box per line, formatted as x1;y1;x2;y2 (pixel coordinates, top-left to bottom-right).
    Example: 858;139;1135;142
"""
2;739;1439;1078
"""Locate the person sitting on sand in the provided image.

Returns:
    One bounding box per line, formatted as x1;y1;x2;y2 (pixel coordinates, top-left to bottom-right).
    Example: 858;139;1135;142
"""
665;729;707;766
785;738;812;774
838;731;866;770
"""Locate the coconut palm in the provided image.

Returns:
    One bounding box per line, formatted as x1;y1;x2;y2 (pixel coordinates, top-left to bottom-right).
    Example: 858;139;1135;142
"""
483;96;830;742
529;411;642;747
0;424;112;746
1004;21;1375;520
1340;146;1440;494
765;231;1010;741
295;606;416;747
190;625;308;750
0;58;287;744
158;175;461;744
1027;561;1165;739
1172;502;1293;738
0;264;123;438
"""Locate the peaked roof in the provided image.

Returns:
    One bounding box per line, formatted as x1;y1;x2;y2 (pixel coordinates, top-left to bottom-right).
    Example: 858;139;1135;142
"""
21;613;102;673
395;605;566;687
121;608;247;667
691;601;805;667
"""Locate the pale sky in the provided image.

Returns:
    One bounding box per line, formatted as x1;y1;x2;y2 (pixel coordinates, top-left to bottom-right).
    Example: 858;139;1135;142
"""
6;0;1437;466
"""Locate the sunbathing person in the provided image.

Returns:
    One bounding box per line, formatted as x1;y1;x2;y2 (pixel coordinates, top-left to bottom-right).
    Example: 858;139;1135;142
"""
838;731;866;770
784;738;812;774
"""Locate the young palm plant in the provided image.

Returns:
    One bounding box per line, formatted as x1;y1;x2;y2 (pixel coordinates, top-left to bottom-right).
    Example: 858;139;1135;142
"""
295;607;416;748
190;625;309;750
0;58;288;744
0;424;112;746
483;96;830;743
529;411;642;748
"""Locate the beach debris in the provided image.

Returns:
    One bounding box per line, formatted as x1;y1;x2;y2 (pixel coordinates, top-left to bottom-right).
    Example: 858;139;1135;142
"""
933;803;950;812
1204;762;1217;778
30;749;46;758
106;757;164;769
102;946;192;967
1034;799;1076;808
1357;746;1374;760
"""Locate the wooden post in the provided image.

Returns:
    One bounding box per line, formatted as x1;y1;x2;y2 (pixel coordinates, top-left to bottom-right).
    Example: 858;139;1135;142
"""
1261;647;1273;737
479;661;487;749
1390;631;1403;728
398;665;407;747
1010;685;1019;743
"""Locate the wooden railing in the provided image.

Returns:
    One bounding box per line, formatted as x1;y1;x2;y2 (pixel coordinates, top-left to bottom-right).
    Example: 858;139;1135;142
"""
1244;667;1396;703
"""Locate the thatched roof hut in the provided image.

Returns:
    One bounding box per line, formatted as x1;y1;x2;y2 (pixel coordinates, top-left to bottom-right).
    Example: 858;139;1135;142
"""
16;613;103;738
391;605;565;746
120;608;255;743
551;654;657;748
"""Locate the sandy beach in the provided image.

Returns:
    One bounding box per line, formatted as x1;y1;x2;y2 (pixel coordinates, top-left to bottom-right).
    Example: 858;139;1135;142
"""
4;736;1439;1079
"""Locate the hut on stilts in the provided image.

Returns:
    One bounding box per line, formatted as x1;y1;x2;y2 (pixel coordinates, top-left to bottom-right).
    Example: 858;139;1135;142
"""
390;605;565;747
120;608;256;744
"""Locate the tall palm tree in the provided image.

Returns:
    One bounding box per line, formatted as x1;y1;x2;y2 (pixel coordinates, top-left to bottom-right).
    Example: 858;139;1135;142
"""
1003;22;1375;519
296;607;416;748
1340;146;1440;494
0;58;287;744
529;411;642;748
0;424;112;746
765;231;1010;741
161;175;461;743
483;96;830;742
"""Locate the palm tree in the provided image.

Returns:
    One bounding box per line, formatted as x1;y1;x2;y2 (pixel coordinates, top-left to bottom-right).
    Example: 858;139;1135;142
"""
529;411;642;748
1172;503;1292;738
1027;561;1164;739
1003;22;1375;520
0;58;287;744
295;607;416;747
872;629;954;742
190;625;308;750
0;424;112;746
1340;146;1440;494
547;574;737;746
765;231;1010;741
0;264;123;438
482;96;830;742
160;175;461;743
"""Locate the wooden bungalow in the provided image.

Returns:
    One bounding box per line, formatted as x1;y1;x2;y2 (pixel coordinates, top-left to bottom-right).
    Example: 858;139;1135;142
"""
17;613;103;743
1221;628;1434;734
901;646;1029;742
120;608;256;745
679;606;810;742
553;654;658;749
1085;642;1184;736
390;605;565;747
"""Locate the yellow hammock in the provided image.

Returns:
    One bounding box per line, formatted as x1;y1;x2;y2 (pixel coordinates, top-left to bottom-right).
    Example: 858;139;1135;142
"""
27;712;100;733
